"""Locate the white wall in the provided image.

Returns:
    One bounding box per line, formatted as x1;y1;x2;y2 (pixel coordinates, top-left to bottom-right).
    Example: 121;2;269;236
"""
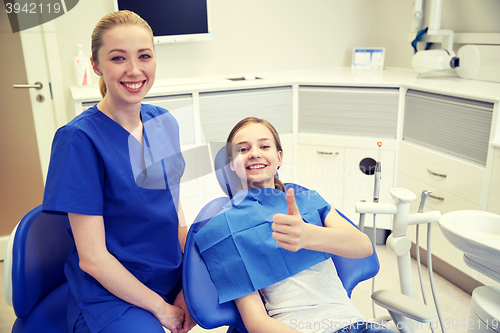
54;0;378;121
53;0;500;122
374;0;500;69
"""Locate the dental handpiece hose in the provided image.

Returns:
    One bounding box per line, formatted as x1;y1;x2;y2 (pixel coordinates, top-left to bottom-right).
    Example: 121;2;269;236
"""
371;151;381;319
416;190;435;333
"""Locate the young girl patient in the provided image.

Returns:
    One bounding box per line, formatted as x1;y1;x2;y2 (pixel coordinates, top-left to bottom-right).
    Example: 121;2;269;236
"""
195;117;393;333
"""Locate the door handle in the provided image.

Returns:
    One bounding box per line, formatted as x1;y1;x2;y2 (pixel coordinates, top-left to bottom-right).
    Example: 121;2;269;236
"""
427;168;447;178
428;194;445;201
13;82;43;90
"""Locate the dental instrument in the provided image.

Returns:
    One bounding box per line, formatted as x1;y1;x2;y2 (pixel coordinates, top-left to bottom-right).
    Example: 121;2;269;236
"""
356;187;445;333
371;142;382;318
415;190;446;333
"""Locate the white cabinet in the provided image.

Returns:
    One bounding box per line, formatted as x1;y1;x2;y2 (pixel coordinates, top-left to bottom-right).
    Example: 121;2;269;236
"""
198;86;293;143
298;86;399;138
399;88;493;284
487;145;500;215
297;144;345;211
298;135;397;229
398;142;484;214
297;85;399;229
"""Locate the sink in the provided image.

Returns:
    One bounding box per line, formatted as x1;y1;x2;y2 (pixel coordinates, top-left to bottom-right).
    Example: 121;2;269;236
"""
439;210;500;282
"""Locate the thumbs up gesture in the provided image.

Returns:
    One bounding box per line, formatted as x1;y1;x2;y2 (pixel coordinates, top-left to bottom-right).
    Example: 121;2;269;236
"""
272;188;311;252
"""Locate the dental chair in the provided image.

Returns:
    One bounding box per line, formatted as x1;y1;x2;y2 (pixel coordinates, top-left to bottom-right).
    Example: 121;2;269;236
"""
4;206;73;332
182;148;381;333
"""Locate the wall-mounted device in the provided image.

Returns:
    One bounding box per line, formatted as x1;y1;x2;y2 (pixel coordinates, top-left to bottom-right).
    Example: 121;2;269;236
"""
114;0;211;44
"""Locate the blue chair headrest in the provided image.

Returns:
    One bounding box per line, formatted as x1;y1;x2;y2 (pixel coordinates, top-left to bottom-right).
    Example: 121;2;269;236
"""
214;146;241;198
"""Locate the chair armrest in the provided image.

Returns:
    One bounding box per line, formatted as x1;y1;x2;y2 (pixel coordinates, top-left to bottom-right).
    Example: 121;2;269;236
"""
371;290;437;323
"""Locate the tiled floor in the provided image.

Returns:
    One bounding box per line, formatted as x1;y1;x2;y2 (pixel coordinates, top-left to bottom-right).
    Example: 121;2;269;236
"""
1;245;473;333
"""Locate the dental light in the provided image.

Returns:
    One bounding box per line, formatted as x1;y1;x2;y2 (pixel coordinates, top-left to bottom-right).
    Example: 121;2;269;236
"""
411;49;459;73
410;0;500;83
410;0;460;75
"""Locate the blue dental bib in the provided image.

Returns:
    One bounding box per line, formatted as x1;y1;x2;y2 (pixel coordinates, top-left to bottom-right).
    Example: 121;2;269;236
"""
195;188;332;304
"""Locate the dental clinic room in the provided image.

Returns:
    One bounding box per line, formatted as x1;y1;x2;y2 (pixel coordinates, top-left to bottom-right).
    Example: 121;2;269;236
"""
1;0;500;332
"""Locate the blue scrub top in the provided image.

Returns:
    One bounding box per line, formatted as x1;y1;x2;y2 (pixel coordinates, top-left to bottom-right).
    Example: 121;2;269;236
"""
42;104;185;333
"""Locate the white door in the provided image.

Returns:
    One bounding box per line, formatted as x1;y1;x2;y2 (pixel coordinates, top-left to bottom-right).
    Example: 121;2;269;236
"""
0;9;58;258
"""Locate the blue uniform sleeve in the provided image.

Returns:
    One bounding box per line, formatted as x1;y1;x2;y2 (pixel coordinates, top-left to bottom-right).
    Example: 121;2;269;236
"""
42;126;104;215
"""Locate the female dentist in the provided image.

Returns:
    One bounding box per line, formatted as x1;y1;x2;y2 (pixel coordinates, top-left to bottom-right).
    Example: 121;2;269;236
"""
42;10;195;333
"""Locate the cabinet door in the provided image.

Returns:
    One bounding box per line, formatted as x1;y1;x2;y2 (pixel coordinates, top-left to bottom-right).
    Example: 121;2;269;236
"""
343;148;395;229
297;145;344;211
487;146;500;214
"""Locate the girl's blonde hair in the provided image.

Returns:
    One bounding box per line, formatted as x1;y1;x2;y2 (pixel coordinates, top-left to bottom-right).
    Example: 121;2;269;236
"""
226;117;286;192
91;10;154;97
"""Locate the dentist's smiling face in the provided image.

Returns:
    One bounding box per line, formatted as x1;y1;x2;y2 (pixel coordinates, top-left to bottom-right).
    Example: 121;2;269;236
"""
93;25;156;109
230;123;283;190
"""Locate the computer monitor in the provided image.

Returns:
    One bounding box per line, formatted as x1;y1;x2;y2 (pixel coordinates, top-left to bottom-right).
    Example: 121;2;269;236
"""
113;0;211;44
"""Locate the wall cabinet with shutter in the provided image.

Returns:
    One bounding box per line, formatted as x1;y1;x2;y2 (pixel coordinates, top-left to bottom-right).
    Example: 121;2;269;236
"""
399;89;495;285
198;86;294;193
297;86;400;230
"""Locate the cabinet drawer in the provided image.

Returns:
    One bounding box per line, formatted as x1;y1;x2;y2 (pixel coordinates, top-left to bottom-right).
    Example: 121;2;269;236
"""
399;142;484;180
397;173;479;214
399;142;484;205
399;151;483;205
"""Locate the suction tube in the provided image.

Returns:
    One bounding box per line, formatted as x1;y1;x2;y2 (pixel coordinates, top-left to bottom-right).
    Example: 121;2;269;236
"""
415;190;446;333
371;142;382;318
416;190;435;333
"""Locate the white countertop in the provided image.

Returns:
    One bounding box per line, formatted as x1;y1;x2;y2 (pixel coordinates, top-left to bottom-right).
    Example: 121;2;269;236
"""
71;67;500;104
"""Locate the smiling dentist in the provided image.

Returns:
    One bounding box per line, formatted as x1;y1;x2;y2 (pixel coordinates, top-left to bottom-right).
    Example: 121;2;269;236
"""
42;10;195;333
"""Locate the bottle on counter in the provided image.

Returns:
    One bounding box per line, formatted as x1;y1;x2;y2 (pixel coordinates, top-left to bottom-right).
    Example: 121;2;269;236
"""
74;44;92;86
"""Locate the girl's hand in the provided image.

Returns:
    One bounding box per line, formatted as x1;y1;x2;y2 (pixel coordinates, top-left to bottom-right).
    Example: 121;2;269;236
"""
272;188;311;252
154;302;185;333
173;290;197;333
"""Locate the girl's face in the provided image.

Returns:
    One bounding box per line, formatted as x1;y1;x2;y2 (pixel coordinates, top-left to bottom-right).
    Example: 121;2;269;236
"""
92;25;156;108
229;123;283;189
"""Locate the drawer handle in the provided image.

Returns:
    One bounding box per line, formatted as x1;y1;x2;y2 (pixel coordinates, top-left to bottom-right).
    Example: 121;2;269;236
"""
317;151;339;155
427;168;447;178
428;194;445;201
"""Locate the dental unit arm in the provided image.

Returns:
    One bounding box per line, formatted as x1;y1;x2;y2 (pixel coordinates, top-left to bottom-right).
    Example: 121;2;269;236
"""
356;189;443;333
